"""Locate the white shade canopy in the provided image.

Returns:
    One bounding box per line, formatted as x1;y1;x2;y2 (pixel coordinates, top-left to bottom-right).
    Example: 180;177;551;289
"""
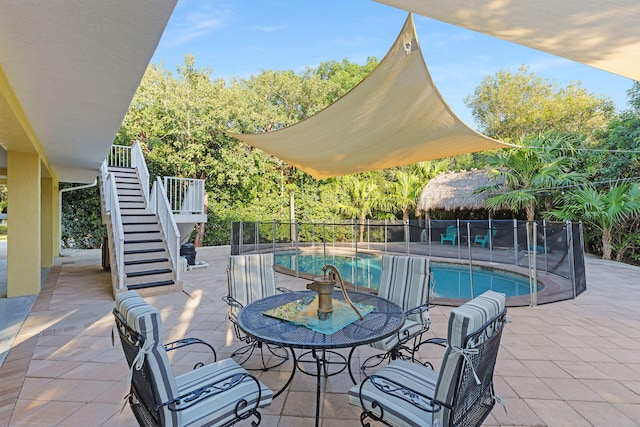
229;14;511;179
375;0;640;82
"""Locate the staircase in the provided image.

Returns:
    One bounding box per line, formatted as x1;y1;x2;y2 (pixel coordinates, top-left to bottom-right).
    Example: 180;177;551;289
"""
107;166;181;295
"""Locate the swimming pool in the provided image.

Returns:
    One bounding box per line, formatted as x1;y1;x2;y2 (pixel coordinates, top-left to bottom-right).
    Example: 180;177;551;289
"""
274;251;541;299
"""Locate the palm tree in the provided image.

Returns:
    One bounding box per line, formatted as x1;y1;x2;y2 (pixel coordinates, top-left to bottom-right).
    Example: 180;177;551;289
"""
336;175;383;242
480;133;586;221
388;170;422;221
548;183;640;260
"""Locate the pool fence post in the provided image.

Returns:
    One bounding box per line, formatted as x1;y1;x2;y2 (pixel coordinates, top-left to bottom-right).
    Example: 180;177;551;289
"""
254;222;258;252
456;219;461;259
467;222;474;299
384;219;388;252
295;222;300;278
351;220;355;250
367;219;370;251
272;220;276;254
312;220;315;249
404;220;409;255
513;219;519;265
567;220;576;299
323;222;327;262
488;219;493;263
533;221;538;307
428;218;432;256
355;225;360;291
239;221;243;255
543;219;549;272
355;226;358;268
528;221;538;307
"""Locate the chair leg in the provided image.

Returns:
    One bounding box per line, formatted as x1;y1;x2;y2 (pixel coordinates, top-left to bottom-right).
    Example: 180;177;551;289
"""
231;340;290;371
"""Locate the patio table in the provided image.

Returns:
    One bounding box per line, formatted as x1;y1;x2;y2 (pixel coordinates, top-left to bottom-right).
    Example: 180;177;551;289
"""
237;289;404;427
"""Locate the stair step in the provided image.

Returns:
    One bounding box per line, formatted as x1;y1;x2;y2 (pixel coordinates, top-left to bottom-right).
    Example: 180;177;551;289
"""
127;280;176;290
127;268;173;278
124;238;163;244
122;221;158;225
119;208;152;214
124;258;169;266
124;248;166;255
124;230;161;235
121;213;155;217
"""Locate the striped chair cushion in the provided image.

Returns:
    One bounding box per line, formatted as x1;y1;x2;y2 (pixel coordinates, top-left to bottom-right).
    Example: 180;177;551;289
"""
350;291;506;427
116;291;273;427
434;290;506;426
115;291;181;426
348;360;439;426
378;255;430;322
371;256;430;351
177;358;273;426
227;253;276;321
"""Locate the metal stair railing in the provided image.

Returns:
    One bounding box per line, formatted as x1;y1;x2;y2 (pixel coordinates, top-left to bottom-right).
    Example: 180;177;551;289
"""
150;177;181;282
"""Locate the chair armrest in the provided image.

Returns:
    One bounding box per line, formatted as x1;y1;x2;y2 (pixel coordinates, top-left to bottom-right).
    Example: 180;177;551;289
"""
222;295;244;310
164;338;217;365
415;337;447;357
405;303;429;318
161;372;263;413
405;303;431;329
362;373;443;414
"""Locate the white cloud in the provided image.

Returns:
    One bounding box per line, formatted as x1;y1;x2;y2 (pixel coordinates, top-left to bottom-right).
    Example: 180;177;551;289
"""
163;3;233;47
254;24;287;32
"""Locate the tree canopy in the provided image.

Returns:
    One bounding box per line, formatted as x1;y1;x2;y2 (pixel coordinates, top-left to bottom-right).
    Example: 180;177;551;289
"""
464;65;615;141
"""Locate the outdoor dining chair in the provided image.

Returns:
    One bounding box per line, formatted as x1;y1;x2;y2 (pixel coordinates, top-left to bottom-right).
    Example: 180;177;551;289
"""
223;252;290;370
113;290;273;426
360;255;433;376
349;290;508;427
440;226;457;245
473;226;497;248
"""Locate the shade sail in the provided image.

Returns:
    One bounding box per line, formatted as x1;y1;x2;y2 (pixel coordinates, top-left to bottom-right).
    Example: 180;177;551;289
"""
375;0;640;82
228;14;510;179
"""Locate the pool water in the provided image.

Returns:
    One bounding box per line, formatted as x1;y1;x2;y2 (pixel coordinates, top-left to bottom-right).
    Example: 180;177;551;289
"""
274;251;540;299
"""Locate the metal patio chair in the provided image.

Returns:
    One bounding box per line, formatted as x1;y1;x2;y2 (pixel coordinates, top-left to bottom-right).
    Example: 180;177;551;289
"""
223;253;290;370
349;290;508;427
360;255;433;376
113;290;272;426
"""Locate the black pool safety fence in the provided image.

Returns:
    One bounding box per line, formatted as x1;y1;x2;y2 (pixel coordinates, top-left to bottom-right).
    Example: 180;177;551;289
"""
230;219;587;307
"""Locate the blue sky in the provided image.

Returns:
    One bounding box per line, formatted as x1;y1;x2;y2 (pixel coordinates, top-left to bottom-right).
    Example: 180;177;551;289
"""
151;0;636;127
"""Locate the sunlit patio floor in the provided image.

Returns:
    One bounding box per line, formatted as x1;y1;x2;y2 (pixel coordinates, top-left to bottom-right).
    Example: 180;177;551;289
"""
1;245;639;426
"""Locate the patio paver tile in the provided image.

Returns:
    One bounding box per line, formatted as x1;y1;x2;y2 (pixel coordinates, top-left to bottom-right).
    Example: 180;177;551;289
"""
567;401;638;427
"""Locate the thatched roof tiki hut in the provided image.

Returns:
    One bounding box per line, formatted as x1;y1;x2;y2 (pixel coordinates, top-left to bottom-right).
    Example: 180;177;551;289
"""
417;170;499;219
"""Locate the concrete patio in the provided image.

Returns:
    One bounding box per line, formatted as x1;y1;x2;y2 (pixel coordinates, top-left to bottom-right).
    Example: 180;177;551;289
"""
0;245;639;426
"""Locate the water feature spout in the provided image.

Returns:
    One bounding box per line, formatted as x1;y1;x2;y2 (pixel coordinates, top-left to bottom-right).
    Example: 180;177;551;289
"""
306;264;363;321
